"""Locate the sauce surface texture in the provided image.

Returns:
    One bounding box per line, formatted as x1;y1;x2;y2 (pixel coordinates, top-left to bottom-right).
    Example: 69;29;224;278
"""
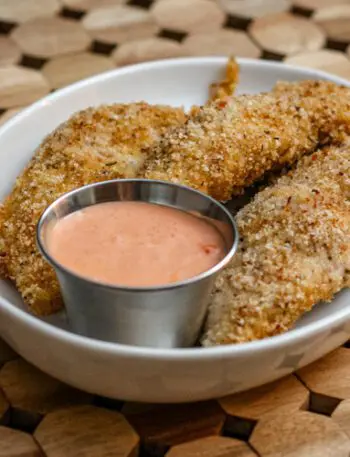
47;201;226;287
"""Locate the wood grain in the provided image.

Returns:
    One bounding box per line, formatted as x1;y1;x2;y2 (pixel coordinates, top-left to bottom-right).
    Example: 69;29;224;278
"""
298;348;350;399
219;375;309;421
0;0;60;24
250;411;350;456
333;399;350;439
0;4;348;457
0;66;49;108
125;401;225;452
166;435;257;457
249;12;326;56
42;52;115;89
34;405;139;457
82;5;159;44
219;0;291;19
62;0;126;11
313;5;350;42
183;29;260;58
113;37;183;66
0;359;91;415
0;37;21;67
11;17;91;59
0;426;43;457
292;0;350;11
151;0;225;33
285;49;350;79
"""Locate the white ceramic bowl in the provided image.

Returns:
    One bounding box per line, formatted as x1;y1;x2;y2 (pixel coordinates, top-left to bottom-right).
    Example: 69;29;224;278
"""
0;57;349;403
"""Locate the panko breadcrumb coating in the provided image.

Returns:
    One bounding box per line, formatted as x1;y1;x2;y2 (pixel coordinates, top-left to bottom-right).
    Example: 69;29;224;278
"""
202;140;350;346
0;103;186;315
0;58;239;317
142;81;350;201
209;56;239;101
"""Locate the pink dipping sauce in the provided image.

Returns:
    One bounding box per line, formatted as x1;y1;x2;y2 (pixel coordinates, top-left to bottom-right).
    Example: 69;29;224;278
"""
47;201;226;287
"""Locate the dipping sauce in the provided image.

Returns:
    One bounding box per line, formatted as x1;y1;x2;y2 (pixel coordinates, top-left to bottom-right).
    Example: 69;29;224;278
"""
46;201;226;287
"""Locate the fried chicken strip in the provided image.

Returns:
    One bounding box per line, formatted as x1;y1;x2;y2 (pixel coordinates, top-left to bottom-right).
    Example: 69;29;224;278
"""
0;58;241;316
202;141;350;346
209;56;239;101
142;81;350;201
0;103;186;315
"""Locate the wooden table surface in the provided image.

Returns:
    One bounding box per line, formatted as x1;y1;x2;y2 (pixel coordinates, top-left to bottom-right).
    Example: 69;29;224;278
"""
0;0;350;455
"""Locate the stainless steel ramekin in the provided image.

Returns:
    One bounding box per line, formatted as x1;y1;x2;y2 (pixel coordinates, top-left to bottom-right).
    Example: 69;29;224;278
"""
37;179;238;348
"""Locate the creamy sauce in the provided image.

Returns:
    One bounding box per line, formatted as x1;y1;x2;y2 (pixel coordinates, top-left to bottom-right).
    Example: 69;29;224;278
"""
47;201;226;287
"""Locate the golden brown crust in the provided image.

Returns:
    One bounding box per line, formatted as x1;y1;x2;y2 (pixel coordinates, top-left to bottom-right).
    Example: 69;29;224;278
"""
2;79;350;321
202;140;350;346
209;56;239;101
142;81;350;201
0;103;186;315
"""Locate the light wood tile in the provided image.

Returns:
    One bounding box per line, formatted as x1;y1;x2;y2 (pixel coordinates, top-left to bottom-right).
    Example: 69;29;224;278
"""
0;0;60;24
61;0;126;11
0;65;49;108
82;5;159;44
42;52;115;89
11;17;91;58
219;0;291;19
0;37;21;66
313;5;350;42
293;0;350;11
249;12;326;56
151;0;225;33
285;49;350;79
113;37;183;66
183;29;260;58
333;399;350;439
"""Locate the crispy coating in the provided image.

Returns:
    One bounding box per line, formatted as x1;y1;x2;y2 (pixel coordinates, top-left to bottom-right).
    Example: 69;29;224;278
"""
209;56;239;101
142;81;350;201
202;141;350;346
0;103;186;315
0;58;239;317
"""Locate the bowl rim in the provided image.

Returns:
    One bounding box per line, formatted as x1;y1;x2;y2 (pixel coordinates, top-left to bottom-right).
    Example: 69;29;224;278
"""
0;55;349;360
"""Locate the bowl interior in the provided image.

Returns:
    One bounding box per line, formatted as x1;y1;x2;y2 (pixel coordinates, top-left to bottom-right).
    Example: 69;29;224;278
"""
0;57;349;344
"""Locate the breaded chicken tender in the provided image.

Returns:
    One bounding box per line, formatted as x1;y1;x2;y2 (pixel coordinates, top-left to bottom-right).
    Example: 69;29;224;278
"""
0;103;186;315
209;56;239;101
143;81;350;201
0;58;239;316
202;141;350;346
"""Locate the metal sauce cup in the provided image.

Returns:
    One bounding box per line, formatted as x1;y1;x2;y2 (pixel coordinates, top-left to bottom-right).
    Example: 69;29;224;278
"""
37;179;238;348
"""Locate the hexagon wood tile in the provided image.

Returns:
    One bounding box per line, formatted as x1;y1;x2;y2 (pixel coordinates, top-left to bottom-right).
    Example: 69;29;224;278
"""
0;1;349;456
0;0;348;116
